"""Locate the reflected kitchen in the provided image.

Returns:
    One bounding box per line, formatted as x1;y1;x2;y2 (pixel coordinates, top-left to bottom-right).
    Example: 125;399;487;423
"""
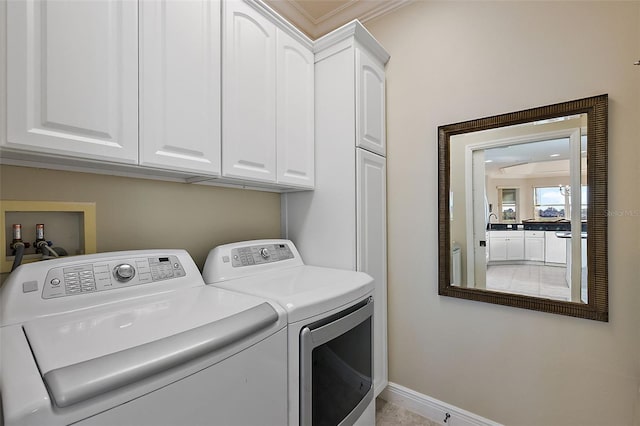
449;114;588;303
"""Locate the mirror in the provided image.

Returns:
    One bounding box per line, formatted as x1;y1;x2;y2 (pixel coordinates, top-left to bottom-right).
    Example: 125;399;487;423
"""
438;95;608;321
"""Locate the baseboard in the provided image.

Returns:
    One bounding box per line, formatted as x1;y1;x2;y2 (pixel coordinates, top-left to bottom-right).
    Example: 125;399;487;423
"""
379;382;502;426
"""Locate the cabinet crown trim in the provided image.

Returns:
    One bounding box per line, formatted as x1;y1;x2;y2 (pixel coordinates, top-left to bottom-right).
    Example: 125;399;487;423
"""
313;20;390;65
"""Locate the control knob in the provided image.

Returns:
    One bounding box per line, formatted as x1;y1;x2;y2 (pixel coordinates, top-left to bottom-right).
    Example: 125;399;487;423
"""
259;248;270;259
113;263;136;282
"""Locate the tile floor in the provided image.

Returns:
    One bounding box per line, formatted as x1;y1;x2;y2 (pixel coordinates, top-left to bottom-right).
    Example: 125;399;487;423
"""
375;398;438;426
486;264;571;300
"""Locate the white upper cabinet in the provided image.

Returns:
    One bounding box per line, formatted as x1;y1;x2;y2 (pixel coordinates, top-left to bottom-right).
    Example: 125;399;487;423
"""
2;0;313;191
356;47;386;156
276;29;314;188
5;0;138;163
139;0;221;176
222;0;277;183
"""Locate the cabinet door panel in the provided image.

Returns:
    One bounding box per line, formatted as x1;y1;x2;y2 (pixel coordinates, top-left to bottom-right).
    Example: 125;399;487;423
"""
506;237;525;260
489;237;507;261
6;0;138;163
356;149;387;395
276;29;314;188
222;1;276;182
525;238;545;261
356;48;385;156
545;231;567;264
140;0;221;175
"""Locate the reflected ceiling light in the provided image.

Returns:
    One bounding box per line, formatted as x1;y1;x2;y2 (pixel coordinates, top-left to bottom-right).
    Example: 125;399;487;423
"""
550;153;560;157
485;160;493;163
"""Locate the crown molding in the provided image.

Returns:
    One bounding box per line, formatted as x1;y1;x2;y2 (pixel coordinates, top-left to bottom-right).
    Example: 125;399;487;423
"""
313;20;390;64
264;0;411;40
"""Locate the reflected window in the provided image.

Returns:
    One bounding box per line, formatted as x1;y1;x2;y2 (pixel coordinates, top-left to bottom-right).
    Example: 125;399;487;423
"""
499;188;518;221
534;186;567;219
534;185;587;220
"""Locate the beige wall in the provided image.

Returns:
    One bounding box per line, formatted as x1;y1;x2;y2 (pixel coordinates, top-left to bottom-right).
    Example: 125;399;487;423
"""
366;1;640;425
0;165;281;271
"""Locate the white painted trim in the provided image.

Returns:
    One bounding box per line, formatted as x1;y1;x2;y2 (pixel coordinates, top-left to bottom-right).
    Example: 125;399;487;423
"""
464;146;476;288
358;0;413;25
380;382;503;426
460;125;583;289
313;20;390;64
263;0;410;41
288;0;357;25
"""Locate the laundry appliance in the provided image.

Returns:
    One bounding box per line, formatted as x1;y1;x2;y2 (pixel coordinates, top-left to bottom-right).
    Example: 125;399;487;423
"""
202;239;375;426
0;249;287;426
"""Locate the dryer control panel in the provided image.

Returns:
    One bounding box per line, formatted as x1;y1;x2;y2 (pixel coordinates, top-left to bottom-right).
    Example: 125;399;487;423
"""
202;239;304;284
230;243;294;267
42;255;185;299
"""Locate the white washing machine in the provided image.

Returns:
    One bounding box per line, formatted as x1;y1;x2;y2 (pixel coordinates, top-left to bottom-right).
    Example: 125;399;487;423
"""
202;239;375;426
0;250;288;426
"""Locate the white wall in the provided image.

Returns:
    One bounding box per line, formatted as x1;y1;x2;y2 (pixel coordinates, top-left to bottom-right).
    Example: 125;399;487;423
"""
366;2;640;425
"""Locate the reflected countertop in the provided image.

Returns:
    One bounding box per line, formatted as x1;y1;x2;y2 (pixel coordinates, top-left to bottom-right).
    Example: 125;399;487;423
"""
555;231;588;239
486;221;587;232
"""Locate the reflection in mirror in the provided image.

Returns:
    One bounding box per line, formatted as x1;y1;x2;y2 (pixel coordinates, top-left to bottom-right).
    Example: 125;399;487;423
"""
439;95;608;321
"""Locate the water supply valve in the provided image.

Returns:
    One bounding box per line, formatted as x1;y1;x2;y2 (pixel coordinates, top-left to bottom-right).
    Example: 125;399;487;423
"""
9;224;30;253
33;224;54;255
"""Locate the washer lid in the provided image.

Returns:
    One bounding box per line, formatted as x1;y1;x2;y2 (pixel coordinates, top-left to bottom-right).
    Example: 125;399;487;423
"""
212;265;374;323
23;286;285;408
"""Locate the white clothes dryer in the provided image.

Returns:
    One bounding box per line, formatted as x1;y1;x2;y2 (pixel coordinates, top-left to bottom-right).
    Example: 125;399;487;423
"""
202;239;375;426
0;250;288;426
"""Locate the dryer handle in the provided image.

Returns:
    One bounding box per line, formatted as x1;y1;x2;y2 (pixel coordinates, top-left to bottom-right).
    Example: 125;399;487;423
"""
43;302;279;408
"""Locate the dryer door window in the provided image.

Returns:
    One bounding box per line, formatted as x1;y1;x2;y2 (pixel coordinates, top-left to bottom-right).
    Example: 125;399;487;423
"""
300;298;373;426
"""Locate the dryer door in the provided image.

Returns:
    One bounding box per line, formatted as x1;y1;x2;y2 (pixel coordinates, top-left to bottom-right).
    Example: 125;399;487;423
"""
300;297;373;426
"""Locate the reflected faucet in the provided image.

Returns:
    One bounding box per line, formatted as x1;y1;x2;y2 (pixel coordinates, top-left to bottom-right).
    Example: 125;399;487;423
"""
487;213;498;230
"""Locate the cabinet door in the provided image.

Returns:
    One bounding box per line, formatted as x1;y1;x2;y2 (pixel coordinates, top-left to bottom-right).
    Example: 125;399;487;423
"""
525;238;545;261
489;237;507;261
545;231;567;264
139;0;221;176
276;29;314;188
222;1;276;182
6;0;138;163
355;48;386;156
356;149;387;396
506;236;524;260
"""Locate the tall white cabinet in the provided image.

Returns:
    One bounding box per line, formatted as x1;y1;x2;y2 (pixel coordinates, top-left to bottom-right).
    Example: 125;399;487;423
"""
282;22;389;397
5;0;138;163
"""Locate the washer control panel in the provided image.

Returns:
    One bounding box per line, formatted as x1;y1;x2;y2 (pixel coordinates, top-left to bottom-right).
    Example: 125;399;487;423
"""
231;243;294;267
42;255;185;299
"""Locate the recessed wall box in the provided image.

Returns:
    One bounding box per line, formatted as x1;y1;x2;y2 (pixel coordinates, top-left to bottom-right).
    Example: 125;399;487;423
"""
1;201;97;273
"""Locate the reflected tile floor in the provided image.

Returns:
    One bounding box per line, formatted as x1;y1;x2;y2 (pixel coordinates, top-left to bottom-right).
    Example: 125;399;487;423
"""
375;398;438;426
486;264;570;301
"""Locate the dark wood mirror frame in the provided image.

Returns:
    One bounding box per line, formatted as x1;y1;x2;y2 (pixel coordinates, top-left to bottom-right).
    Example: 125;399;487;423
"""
438;94;608;321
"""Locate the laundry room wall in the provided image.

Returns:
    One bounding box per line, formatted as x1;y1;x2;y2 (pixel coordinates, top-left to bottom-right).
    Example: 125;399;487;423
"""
365;1;640;425
0;165;281;270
